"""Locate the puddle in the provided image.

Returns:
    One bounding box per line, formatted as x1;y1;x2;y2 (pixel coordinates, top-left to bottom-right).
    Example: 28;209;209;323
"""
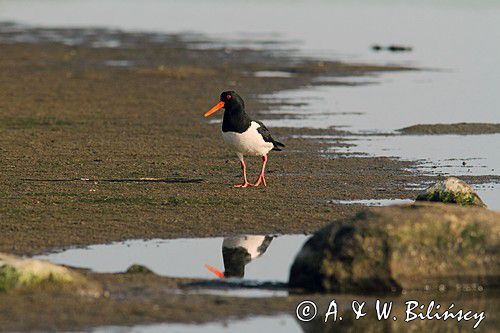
35;235;308;283
474;182;500;211
313;75;380;85
330;198;413;206
254;71;294;78
329;183;499;210
189;288;288;298
93;315;298;333
104;60;133;67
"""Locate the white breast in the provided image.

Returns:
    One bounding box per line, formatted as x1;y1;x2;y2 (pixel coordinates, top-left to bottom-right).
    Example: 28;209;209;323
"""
222;121;274;157
222;235;267;259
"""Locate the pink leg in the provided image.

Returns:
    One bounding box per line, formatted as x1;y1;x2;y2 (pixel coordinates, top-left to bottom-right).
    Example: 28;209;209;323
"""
253;155;268;187
234;159;252;188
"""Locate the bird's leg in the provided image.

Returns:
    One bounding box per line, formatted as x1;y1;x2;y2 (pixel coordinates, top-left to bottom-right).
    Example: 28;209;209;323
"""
234;158;252;188
253;155;268;187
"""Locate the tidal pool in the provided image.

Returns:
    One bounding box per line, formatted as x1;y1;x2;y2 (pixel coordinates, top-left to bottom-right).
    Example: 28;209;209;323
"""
93;315;298;333
330;198;413;206
35;235;308;283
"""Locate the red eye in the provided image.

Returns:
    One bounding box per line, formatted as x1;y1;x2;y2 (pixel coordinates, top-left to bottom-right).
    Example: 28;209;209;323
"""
226;95;232;100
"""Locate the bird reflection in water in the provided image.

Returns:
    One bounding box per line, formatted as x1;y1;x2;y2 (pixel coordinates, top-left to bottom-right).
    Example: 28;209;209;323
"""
206;235;274;278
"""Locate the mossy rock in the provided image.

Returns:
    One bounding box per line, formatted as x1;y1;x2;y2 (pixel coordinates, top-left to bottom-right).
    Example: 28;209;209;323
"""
416;177;486;207
0;253;100;295
125;264;154;274
289;203;499;293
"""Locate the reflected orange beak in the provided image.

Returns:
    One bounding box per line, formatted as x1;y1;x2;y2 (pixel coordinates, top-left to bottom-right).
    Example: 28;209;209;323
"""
205;264;224;278
204;101;225;117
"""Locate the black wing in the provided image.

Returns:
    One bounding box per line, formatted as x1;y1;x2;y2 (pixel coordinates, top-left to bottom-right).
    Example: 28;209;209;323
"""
256;235;274;257
255;120;285;151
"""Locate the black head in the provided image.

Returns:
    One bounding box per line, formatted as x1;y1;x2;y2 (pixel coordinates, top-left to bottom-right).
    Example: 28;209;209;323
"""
220;91;244;111
204;91;245;117
222;247;251;278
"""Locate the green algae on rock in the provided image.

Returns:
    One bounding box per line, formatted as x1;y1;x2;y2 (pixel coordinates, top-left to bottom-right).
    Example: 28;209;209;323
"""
416;177;486;207
125;264;154;274
0;253;100;295
289;203;499;293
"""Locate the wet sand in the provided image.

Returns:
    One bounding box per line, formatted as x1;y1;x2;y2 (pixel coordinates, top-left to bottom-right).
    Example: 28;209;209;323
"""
0;27;495;331
0;28;421;256
0;271;297;331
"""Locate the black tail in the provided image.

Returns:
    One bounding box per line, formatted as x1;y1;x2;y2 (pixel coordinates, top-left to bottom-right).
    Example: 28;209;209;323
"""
272;141;285;151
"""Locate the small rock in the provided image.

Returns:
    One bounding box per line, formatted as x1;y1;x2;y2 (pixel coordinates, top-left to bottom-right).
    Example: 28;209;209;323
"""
416;177;486;207
371;44;412;52
126;264;154;274
387;45;412;52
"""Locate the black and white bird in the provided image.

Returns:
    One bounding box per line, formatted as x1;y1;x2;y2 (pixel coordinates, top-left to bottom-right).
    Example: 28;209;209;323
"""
204;91;284;188
205;235;274;278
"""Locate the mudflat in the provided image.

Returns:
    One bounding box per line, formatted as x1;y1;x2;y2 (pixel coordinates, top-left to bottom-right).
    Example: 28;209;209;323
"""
0;28;421;256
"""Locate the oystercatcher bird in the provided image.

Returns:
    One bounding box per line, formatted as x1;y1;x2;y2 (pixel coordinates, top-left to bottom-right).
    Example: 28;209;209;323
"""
204;91;284;188
205;235;274;278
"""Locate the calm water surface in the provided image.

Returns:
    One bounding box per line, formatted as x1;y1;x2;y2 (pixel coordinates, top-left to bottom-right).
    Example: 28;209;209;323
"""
35;235;308;282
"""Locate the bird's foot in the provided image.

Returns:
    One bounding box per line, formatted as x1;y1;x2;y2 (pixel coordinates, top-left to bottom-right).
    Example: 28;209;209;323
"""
253;175;267;187
234;182;253;188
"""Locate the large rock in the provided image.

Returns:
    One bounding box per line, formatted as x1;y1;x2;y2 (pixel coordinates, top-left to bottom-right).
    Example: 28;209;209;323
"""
416;177;486;207
289;203;499;293
0;253;100;295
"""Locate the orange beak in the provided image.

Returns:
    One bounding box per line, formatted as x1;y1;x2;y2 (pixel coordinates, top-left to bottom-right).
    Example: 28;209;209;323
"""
205;264;224;278
204;101;225;117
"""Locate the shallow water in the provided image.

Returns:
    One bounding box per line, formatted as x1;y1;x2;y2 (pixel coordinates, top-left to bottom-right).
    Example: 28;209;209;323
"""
318;134;499;209
474;183;500;211
1;1;499;129
330;198;413;206
328;134;500;176
35;235;308;283
2;1;499;126
253;71;294;78
93;315;298;333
